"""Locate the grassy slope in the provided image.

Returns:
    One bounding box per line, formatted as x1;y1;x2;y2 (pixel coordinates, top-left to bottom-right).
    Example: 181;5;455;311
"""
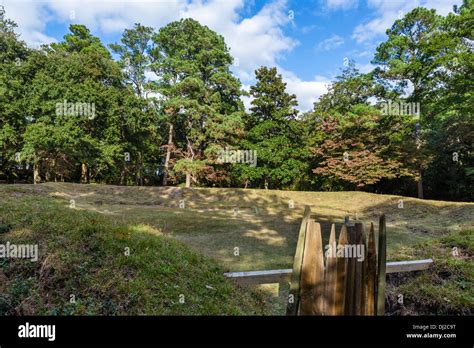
8;182;472;272
0;192;268;315
1;183;472;315
386;230;473;315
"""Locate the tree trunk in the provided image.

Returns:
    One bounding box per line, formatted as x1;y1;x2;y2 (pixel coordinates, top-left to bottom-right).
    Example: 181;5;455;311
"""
413;90;423;200
81;162;88;184
33;163;40;185
140;155;144;186
139;152;143;186
120;168;125;185
52;158;57;183
185;173;191;188
162;123;174;186
6;169;14;184
417;169;424;199
135;152;143;186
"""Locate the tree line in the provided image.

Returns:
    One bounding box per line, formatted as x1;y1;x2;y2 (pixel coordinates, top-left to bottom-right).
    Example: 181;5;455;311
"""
0;2;472;201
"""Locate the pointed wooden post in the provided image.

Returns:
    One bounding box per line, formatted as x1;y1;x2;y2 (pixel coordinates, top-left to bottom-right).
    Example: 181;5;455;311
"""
367;223;377;315
376;214;387;315
312;221;325;315
300;220;324;315
287;206;311;315
358;224;368;315
353;223;363;315
335;225;348;315
362;241;368;315
344;224;357;315
325;224;337;315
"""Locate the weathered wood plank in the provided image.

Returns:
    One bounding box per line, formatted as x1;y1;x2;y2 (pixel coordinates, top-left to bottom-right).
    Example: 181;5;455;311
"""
335;225;348;315
299;220;324;315
353;223;364;315
299;219;317;315
224;269;292;285
386;259;433;273
286;206;311;315
324;224;337;315
224;259;433;286
344;224;357;315
358;223;368;315
366;222;377;315
376;214;387;316
313;222;325;315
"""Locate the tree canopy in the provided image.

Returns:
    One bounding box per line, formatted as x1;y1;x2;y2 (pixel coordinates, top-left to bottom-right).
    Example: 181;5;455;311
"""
0;3;472;201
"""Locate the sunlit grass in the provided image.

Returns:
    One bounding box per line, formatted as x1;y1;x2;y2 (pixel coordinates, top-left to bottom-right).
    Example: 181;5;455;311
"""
1;183;472;315
0;190;269;315
12;182;472;271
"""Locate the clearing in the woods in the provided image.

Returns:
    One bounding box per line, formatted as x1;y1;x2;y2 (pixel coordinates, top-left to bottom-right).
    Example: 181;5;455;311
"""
2;183;473;271
1;183;472;315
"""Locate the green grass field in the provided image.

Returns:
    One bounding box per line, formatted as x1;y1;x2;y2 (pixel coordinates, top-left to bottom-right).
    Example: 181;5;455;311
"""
5;182;471;271
0;184;270;315
0;183;472;315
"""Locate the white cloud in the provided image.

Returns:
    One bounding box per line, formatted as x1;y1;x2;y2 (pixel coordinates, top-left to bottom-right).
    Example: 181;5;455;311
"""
356;62;375;74
182;0;298;82
316;34;344;51
280;69;329;112
1;0;296;81
301;24;318;34
46;0;185;33
352;0;462;43
1;0;327;111
324;0;358;10
1;0;57;47
240;83;253;111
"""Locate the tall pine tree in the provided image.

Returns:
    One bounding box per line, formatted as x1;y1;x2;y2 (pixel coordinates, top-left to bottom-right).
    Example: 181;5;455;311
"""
237;67;308;189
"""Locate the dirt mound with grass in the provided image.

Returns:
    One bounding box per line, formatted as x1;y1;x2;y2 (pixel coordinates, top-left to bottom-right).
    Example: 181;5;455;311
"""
386;230;473;315
0;194;268;315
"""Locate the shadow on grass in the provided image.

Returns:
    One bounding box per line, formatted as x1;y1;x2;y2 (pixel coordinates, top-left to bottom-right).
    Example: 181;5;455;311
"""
7;183;473;271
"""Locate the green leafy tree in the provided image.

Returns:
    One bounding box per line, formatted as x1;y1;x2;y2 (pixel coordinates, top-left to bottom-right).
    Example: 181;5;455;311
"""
373;4;473;200
110;23;154;97
111;23;161;185
311;105;411;189
314;61;378;115
150;19;244;187
422;1;474;200
238;66;308;189
0;7;30;182
373;7;450;198
21;25;127;184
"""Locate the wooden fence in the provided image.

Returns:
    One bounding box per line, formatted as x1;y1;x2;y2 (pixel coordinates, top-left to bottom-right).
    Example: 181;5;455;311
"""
224;206;433;316
287;207;386;315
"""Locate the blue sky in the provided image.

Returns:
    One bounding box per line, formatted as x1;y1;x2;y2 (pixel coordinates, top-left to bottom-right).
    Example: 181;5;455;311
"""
1;0;462;111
